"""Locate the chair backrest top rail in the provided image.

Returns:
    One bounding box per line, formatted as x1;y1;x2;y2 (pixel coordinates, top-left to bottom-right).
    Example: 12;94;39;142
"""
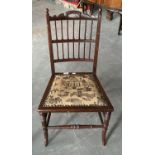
49;17;98;21
47;9;98;21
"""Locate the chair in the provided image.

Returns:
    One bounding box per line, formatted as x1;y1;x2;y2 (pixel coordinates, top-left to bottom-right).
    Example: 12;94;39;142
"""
38;8;114;146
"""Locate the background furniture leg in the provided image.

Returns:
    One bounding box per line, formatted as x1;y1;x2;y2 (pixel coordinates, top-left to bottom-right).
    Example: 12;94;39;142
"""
82;2;84;13
91;4;94;15
106;10;113;20
40;112;48;146
118;13;122;35
102;112;111;145
98;112;104;124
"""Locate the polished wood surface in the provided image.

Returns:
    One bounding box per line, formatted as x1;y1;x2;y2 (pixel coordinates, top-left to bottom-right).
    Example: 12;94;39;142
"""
81;0;122;9
104;0;122;20
104;0;122;9
38;8;114;146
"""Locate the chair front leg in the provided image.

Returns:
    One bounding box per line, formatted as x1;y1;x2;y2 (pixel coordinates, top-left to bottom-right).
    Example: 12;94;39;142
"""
40;112;48;146
102;112;111;145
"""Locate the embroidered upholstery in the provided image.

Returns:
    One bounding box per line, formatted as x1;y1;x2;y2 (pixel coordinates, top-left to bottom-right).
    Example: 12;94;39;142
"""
43;74;108;107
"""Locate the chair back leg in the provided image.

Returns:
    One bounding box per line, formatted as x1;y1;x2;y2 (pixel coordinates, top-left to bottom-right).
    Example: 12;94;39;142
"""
102;112;111;145
40;113;48;146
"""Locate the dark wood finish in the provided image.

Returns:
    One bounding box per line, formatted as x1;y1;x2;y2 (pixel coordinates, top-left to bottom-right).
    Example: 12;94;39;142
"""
98;112;104;124
61;20;65;59
54;20;59;59
39;104;113;113
51;39;95;43
104;0;122;10
48;124;103;129
67;19;70;58
46;113;51;126
118;12;122;35
38;8;114;146
73;20;75;58
38;74;114;113
81;0;96;16
80;0;122;19
83;20;87;59
104;0;122;20
53;58;94;63
49;16;98;21
40;112;48;146
89;20;93;59
78;18;81;58
93;9;102;73
106;10;113;20
102;112;111;145
45;8;101;69
46;9;55;74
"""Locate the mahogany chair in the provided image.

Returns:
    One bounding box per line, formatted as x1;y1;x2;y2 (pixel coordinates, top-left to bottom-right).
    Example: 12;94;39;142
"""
38;8;114;146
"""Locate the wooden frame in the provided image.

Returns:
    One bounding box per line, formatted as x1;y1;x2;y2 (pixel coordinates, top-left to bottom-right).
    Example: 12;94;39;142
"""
38;8;114;146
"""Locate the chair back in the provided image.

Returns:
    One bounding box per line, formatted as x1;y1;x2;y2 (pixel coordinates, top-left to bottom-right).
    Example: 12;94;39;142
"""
46;8;102;74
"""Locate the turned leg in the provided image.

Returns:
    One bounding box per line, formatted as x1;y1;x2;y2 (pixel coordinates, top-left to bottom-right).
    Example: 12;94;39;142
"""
40;112;48;146
102;112;111;145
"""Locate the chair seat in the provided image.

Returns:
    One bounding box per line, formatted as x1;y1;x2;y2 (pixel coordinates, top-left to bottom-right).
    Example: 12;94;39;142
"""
43;74;108;107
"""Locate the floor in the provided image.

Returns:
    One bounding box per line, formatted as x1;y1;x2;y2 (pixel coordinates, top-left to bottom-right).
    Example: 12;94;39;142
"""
32;0;122;155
